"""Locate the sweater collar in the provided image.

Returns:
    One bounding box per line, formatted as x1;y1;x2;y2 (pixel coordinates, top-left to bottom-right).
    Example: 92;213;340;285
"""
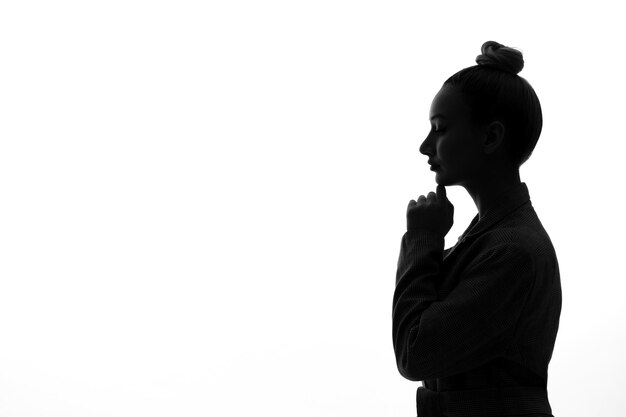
460;182;531;241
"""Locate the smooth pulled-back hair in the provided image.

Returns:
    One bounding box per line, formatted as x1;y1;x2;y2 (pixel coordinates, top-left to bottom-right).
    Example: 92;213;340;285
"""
443;41;543;168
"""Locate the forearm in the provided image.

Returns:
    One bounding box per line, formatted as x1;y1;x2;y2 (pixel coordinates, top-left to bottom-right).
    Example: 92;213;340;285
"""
392;230;444;380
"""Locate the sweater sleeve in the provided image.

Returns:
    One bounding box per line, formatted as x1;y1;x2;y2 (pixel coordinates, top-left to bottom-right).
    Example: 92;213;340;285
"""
392;230;535;381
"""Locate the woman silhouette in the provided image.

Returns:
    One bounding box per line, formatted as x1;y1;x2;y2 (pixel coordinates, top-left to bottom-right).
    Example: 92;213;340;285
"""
392;41;562;417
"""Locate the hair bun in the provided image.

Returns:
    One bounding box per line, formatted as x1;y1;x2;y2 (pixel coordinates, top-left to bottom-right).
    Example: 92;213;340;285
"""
475;41;524;75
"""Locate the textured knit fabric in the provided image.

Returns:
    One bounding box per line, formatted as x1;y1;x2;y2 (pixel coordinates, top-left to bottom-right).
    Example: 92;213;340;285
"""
392;182;561;417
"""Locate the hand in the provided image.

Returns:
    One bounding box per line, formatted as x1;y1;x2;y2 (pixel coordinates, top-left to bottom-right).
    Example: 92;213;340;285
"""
406;185;454;236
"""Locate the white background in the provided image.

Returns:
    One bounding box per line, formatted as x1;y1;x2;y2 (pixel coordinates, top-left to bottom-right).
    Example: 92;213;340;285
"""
1;1;624;416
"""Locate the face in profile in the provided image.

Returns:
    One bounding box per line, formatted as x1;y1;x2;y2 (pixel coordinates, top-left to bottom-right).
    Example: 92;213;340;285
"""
419;86;487;187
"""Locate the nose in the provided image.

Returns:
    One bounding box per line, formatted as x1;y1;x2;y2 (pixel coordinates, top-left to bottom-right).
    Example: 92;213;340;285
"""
419;132;433;156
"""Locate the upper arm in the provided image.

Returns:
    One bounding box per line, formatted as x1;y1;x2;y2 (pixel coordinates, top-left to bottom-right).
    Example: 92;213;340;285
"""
404;242;536;380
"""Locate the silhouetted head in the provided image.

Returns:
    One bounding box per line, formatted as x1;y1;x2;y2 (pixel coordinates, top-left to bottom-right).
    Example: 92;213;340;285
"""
420;41;543;187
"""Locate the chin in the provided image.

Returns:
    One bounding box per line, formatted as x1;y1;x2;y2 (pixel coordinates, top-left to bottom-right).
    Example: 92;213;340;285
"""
434;173;447;185
434;173;457;187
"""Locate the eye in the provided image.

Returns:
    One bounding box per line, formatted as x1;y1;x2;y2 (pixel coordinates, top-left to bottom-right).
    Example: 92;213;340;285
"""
431;125;446;133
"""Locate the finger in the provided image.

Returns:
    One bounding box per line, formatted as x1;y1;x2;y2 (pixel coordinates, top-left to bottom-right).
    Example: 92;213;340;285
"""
427;191;436;202
437;184;447;200
417;195;427;203
407;200;416;209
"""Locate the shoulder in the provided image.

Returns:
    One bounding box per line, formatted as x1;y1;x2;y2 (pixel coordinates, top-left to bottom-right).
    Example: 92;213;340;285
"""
474;207;558;267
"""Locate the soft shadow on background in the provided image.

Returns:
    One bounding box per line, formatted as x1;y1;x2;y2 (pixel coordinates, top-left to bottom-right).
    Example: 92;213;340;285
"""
1;1;624;416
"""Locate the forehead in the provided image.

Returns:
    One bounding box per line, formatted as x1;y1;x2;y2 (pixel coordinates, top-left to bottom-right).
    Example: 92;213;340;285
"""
429;86;471;121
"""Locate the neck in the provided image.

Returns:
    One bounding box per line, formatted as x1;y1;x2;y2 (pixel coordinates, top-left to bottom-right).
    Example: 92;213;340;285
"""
461;169;521;220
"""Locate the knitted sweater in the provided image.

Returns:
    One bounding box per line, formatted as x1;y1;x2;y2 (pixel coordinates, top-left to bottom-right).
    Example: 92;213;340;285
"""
392;183;561;414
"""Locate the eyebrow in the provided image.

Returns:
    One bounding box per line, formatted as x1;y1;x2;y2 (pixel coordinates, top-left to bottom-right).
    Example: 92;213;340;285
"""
429;114;447;121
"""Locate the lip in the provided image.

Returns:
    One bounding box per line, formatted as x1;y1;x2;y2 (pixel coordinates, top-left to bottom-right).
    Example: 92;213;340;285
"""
429;163;440;171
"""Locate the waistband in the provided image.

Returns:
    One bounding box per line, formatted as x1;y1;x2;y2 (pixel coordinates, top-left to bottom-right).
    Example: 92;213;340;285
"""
416;385;553;417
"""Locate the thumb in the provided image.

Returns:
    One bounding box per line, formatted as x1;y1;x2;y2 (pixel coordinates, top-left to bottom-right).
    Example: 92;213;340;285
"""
436;184;447;200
